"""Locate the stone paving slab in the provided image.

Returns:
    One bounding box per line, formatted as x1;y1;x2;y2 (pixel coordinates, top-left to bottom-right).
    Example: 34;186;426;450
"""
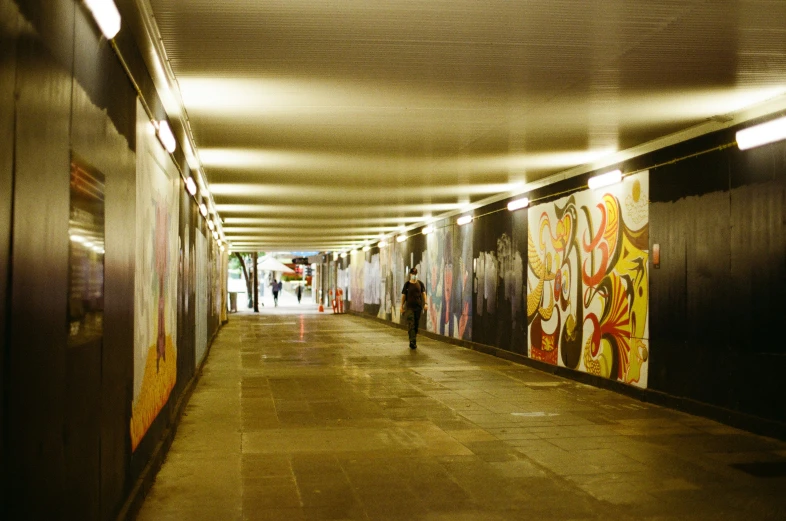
137;311;786;521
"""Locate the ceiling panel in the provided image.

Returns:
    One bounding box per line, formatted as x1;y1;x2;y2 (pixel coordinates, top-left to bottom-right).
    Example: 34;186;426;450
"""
143;0;786;251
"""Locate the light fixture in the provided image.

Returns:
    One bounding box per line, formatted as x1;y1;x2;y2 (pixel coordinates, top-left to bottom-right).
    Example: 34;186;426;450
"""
156;120;176;153
69;234;86;243
457;215;473;226
199;203;208;217
588;169;623;190
333;252;339;260
736;115;786;150
212;230;219;240
185;177;197;196
219;245;225;253
378;240;388;248
207;219;215;231
422;225;434;235
362;246;371;252
84;0;121;39
340;252;347;259
507;197;530;212
396;235;407;243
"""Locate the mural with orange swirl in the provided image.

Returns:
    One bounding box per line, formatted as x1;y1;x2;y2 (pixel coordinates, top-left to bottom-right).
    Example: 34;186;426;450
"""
527;171;650;387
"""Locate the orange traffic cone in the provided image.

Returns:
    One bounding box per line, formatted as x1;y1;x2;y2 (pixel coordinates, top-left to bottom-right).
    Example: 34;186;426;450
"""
318;303;324;312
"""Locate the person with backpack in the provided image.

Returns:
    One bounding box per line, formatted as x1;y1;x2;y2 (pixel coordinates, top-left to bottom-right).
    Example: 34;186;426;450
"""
400;267;427;350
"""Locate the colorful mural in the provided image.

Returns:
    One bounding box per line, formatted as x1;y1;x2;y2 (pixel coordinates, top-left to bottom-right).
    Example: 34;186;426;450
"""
425;221;472;340
195;229;207;366
350;251;365;312
527;171;650;387
131;103;179;450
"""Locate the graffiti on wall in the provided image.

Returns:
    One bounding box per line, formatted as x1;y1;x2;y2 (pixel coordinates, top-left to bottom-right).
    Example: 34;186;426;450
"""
131;102;179;450
474;233;525;327
527;171;650;387
195;230;207;366
350;251;365;312
364;253;380;305
424;222;472;339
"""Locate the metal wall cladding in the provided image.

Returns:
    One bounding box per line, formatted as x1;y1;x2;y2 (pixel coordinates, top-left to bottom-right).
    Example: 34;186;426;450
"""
176;185;198;397
649;132;786;423
471;201;529;355
0;1;19;513
3;0;136;519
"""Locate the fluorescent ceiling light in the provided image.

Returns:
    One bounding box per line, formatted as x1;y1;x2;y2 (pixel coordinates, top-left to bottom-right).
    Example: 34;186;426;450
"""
212;230;219;240
422;225;434;235
362;246;371;252
207;219;215;231
84;0;121;39
185;177;197;196
736;115;786;150
507;197;530;212
199;203;208;217
396;235;407;243
378;240;388;248
457;215;473;226
340;252;347;259
156;120;176;153
588;170;623;190
219;245;225;253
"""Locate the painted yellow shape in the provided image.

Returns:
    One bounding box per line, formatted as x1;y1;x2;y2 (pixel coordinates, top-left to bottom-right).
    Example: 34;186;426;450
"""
130;336;177;451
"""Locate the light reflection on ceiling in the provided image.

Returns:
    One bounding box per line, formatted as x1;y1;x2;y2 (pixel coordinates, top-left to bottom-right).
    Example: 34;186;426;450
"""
142;0;786;251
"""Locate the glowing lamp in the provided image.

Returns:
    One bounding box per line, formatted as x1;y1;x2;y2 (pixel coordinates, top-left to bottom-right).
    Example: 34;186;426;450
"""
588;170;622;190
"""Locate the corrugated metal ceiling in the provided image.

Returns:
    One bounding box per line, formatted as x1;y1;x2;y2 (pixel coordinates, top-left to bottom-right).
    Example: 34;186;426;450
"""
144;0;786;250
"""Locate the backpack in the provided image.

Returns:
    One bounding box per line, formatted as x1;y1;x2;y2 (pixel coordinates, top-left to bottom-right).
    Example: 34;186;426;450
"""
405;281;424;307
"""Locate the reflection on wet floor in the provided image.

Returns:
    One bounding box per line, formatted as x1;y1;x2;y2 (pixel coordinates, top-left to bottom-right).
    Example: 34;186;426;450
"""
137;311;786;521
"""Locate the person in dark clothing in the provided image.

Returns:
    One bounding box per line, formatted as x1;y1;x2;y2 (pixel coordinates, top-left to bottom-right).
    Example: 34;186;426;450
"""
296;284;303;303
400;267;427;349
272;278;279;307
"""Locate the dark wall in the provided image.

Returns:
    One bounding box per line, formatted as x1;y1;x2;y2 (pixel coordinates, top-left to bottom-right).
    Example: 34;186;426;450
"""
7;1;75;517
0;1;19;505
176;187;197;396
471;200;528;355
71;4;137;518
1;0;226;519
648;128;786;423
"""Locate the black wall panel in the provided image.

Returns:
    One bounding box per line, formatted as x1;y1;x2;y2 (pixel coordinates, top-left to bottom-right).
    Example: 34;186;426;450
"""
70;4;137;518
7;8;75;517
643;127;786;424
177;187;196;396
0;0;19;511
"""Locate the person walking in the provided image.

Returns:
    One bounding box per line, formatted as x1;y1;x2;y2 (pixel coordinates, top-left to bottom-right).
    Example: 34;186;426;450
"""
272;278;279;307
296;284;303;304
400;267;427;349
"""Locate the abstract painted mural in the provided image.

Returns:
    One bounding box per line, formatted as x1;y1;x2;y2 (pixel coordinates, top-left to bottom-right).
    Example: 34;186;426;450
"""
425;221;472;340
349;251;365;312
527;171;650;387
131;102;179;449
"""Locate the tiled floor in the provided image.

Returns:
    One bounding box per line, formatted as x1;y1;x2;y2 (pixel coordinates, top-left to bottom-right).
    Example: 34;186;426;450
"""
136;309;786;521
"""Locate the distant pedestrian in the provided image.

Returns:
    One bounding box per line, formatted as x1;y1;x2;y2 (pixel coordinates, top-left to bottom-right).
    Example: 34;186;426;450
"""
400;268;427;349
296;284;303;303
272;278;279;307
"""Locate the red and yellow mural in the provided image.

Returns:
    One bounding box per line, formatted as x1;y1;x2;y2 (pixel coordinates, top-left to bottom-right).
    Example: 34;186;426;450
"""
527;171;650;387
